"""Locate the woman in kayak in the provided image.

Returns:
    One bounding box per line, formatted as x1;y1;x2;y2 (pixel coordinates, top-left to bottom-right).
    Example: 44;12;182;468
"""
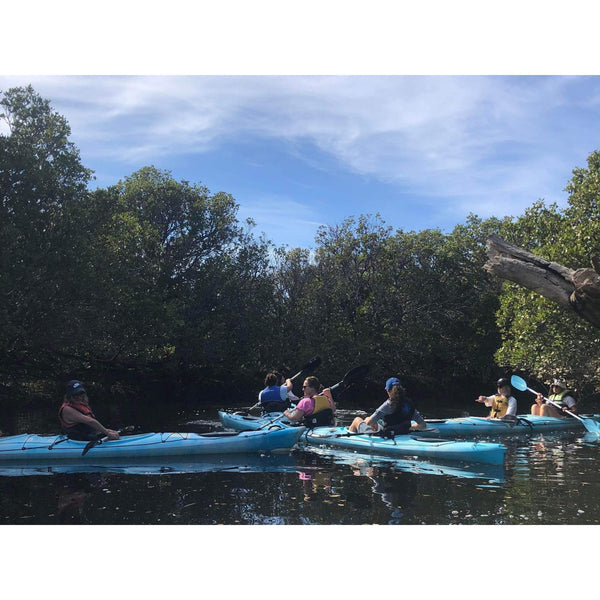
475;378;517;420
282;376;335;428
58;380;120;441
530;378;577;417
348;377;426;435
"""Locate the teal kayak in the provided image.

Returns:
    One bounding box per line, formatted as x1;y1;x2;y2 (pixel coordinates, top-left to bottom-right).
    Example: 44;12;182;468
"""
418;414;584;437
219;410;294;431
301;427;506;465
0;427;304;462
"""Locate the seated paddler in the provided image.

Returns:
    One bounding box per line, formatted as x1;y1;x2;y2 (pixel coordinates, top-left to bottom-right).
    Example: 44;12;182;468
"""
348;377;426;436
283;376;335;428
58;380;120;441
476;377;517;421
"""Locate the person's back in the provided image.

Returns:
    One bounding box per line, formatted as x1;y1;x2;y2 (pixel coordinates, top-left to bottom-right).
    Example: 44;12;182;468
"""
258;372;290;413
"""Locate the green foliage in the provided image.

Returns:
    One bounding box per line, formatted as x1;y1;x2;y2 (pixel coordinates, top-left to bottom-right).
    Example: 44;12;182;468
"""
6;84;600;406
492;152;600;396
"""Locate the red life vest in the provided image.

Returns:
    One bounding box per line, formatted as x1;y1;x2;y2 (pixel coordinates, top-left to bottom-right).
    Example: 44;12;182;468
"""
58;400;95;429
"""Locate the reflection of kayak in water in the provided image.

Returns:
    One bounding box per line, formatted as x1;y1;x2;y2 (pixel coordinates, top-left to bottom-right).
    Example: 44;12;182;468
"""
304;445;506;483
0;452;303;477
301;426;506;465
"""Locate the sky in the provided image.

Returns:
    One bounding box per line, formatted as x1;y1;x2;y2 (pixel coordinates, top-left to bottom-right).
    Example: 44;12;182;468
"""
3;3;600;251
3;73;599;250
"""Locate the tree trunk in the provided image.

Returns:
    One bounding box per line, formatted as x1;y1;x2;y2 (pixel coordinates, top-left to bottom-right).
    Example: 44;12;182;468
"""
484;234;600;329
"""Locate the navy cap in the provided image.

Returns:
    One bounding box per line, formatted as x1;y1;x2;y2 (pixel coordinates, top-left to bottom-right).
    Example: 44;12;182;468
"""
385;377;402;391
65;380;86;397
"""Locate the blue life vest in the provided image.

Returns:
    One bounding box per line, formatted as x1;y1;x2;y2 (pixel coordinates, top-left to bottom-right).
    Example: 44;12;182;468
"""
259;385;289;413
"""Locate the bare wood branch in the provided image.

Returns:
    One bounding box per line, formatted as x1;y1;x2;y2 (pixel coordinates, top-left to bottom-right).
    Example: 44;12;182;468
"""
484;235;600;329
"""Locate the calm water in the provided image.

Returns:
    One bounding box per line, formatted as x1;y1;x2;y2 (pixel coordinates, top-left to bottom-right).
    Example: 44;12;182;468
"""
1;399;600;525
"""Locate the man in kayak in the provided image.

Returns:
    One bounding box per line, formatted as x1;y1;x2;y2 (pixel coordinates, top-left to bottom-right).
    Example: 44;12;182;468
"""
476;378;517;420
530;378;577;417
348;377;427;435
282;376;335;428
58;380;120;441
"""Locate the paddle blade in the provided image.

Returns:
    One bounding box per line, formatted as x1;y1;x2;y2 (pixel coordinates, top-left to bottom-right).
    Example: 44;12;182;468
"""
329;364;370;393
343;364;370;385
290;356;322;380
580;417;600;436
510;375;528;392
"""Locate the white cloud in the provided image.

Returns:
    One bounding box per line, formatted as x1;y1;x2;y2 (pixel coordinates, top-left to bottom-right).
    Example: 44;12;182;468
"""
1;74;597;235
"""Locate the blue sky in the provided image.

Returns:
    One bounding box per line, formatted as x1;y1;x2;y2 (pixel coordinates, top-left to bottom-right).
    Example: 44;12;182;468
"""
2;4;600;252
3;74;599;250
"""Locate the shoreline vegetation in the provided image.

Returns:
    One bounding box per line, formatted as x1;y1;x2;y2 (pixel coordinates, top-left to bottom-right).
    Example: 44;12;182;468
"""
3;85;600;416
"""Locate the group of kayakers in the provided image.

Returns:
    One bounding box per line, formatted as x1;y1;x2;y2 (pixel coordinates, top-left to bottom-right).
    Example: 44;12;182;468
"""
476;377;577;420
0;369;577;442
257;371;578;433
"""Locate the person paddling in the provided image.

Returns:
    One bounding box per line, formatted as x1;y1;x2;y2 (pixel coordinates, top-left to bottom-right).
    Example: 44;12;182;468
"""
283;376;335;428
348;377;426;435
476;378;517;420
58;380;120;441
257;371;296;413
531;378;577;418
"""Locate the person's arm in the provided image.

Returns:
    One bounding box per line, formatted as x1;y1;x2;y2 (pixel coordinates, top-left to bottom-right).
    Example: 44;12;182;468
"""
410;409;427;431
283;407;305;423
563;396;577;414
322;388;336;414
61;406;120;439
476;395;494;407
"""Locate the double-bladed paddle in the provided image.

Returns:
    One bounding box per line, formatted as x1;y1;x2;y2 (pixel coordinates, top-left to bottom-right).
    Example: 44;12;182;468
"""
510;375;600;436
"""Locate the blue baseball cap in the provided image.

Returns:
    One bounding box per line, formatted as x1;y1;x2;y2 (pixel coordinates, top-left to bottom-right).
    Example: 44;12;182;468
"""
65;380;86;397
385;377;402;391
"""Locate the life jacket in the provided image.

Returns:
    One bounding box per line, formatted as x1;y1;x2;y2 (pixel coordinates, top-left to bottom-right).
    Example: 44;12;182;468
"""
58;401;101;441
259;385;289;413
302;394;334;429
379;398;415;438
549;389;573;407
489;395;509;418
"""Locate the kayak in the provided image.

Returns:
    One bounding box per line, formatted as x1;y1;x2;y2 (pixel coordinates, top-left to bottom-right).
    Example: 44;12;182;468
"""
301;426;506;465
0;427;304;462
418;414;584;437
219;410;294;431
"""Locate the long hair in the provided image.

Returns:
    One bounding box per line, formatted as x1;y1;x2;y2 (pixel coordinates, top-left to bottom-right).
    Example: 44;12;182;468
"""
388;384;407;406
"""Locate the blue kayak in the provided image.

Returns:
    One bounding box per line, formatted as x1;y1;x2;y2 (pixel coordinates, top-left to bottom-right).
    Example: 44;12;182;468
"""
0;427;304;462
219;410;294;431
418;414;584;437
219;410;586;439
301;426;506;465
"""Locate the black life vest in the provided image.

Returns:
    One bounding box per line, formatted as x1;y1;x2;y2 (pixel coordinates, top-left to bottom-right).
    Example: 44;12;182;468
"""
378;398;415;438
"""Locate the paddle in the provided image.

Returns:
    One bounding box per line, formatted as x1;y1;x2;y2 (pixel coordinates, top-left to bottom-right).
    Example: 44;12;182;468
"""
510;375;600;436
81;426;136;456
257;364;371;430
